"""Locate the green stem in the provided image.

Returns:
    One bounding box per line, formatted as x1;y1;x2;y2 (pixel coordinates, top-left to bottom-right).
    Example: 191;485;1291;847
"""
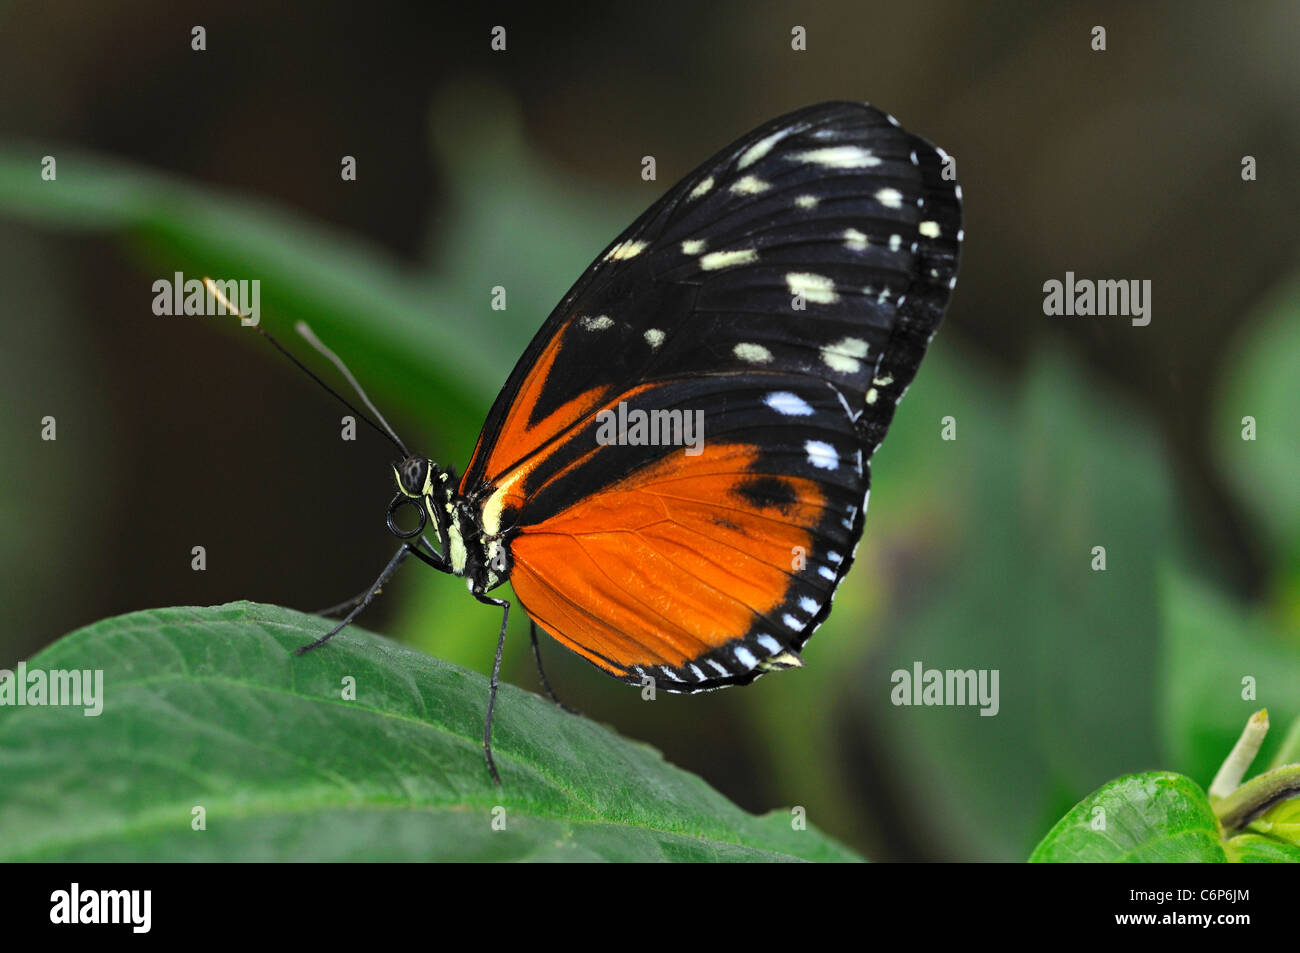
1214;764;1300;834
1209;708;1268;799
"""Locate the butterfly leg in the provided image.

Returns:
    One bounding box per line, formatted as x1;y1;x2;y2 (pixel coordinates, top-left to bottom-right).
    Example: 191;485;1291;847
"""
308;534;447;619
529;619;580;715
313;590;373;618
295;544;413;654
472;590;510;785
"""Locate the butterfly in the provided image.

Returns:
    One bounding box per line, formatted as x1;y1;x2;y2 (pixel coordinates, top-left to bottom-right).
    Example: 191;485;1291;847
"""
222;100;963;783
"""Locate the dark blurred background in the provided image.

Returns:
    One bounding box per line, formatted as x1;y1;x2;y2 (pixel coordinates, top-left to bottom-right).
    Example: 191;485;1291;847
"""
2;1;1297;860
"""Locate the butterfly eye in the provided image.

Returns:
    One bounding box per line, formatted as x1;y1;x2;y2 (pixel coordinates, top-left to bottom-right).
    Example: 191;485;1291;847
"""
399;457;427;494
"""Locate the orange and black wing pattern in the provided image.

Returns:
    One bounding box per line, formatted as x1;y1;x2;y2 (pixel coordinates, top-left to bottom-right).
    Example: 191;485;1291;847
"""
460;102;963;691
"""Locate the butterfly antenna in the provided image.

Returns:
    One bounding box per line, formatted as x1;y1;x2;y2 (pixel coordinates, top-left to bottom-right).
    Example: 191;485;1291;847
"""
292;319;410;458
202;278;410;457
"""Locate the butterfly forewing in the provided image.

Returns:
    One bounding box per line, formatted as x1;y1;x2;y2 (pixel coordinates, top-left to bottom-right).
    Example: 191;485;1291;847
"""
461;101;963;691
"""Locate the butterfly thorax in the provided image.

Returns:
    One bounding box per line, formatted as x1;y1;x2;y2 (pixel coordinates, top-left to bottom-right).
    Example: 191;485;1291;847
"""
392;455;511;592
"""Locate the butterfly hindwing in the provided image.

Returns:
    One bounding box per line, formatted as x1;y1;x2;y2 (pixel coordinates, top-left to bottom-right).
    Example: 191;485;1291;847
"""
460;101;963;691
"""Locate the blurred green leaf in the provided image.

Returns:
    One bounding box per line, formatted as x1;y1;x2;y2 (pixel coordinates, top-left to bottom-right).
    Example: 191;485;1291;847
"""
0;146;488;450
1213;276;1300;596
0;100;636;464
1030;772;1225;862
1159;566;1300;781
862;350;1173;859
0;226;116;656
0;602;858;862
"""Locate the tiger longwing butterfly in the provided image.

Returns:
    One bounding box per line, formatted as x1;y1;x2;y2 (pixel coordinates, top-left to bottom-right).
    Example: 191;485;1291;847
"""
227;100;962;783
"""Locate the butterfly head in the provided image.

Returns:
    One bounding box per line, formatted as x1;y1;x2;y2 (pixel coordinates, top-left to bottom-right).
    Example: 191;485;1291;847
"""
387;456;489;584
394;455;438;498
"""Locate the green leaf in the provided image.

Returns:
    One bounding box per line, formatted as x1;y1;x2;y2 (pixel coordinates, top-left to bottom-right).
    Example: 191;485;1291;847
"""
0;603;858;862
1030;772;1226;862
1227;797;1300;861
1222;832;1300;863
1159;566;1300;781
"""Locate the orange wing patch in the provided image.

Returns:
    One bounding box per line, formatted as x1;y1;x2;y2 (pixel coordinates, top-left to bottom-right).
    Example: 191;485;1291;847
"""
508;443;825;677
460;324;610;497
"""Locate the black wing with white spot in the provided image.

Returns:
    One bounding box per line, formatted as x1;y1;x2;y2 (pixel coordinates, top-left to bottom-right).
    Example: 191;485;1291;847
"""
460;101;963;691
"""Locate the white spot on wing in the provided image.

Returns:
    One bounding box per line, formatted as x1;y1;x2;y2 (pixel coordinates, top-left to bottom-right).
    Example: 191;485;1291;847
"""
734;645;759;667
805;440;838;470
783;614;806;632
644;328;665;348
730;175;769;195
681;239;706;255
919;220;941;238
821;336;869;373
876;188;903;209
734;342;773;364
764;391;813;416
785;272;838;304
843;228;868;250
889;234;902;251
756;634;782;654
794;146;880;168
799;596;819;614
700;248;757;271
579;314;613;331
689;176;714;200
607;240;647;261
738;129;787;169
795;194;818;209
